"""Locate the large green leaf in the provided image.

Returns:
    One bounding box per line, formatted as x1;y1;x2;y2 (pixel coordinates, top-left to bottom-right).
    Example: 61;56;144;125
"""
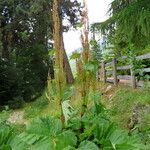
19;132;43;145
78;141;99;150
18;117;62;150
84;61;99;73
94;118;116;141
115;143;139;150
68;116;82;130
56;130;77;150
8;135;28;150
0;145;12;150
62;100;74;125
28;138;55;150
18;117;77;150
0;123;28;150
63;87;75;102
26;117;62;137
63;146;76;150
0;123;13;146
70;52;81;60
109;130;128;146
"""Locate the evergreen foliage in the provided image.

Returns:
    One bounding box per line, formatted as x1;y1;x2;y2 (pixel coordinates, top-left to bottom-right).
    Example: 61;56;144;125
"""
0;0;81;106
91;0;150;55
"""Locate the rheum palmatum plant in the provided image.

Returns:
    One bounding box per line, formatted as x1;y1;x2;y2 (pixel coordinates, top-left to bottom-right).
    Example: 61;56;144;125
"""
75;0;99;115
0;108;148;150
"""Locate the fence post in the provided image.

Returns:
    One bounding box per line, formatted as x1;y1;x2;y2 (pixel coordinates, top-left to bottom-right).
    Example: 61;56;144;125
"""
112;58;118;86
96;65;101;81
130;66;136;89
101;61;106;83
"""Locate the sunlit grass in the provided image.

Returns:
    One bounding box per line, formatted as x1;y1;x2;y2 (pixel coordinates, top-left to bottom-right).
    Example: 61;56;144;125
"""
105;85;150;128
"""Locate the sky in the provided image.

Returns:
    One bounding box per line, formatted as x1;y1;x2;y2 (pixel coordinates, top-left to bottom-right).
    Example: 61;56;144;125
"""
64;0;112;54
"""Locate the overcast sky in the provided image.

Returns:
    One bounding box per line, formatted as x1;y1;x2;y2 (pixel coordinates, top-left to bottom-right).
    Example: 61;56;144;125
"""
64;0;112;54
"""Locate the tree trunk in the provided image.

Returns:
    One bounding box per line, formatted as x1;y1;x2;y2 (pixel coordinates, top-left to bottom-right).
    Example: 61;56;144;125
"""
52;0;74;84
61;38;74;83
80;0;90;115
52;0;74;123
52;0;64;121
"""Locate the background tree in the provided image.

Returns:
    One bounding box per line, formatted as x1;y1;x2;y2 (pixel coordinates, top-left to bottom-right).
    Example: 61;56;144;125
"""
0;0;81;107
91;0;150;56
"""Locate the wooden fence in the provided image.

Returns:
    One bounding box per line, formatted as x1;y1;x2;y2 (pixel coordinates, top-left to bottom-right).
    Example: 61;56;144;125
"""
98;52;150;88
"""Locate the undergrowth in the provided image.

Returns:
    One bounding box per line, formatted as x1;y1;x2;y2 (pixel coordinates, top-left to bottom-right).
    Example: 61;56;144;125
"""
0;101;149;150
0;84;150;149
104;86;150;145
107;86;150;127
24;95;49;119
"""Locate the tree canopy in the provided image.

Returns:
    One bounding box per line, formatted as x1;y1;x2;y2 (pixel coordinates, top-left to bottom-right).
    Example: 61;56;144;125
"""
91;0;150;56
0;0;81;106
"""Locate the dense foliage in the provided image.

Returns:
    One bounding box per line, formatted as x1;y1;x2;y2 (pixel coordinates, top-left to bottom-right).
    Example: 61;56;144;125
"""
0;1;149;149
91;0;150;56
0;0;81;106
0;102;149;150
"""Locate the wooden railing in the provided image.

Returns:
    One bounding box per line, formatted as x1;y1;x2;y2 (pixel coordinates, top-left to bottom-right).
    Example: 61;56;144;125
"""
98;52;150;88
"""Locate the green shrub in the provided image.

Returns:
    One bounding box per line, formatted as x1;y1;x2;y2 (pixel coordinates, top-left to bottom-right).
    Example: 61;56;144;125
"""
24;96;49;119
0;89;149;150
0;58;22;106
0;110;149;150
0;110;12;123
8;96;25;109
0;122;28;150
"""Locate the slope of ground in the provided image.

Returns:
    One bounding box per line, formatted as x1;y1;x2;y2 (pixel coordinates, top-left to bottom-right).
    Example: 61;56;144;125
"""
0;83;149;142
